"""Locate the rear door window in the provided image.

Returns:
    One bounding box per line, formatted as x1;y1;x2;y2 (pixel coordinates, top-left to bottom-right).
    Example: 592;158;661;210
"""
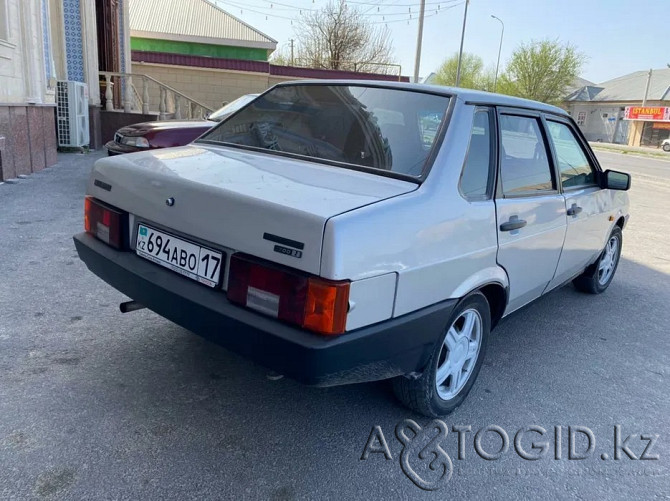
499;115;555;195
460;108;494;200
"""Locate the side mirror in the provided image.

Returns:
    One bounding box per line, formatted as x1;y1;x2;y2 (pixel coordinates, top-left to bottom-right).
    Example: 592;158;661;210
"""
601;169;631;191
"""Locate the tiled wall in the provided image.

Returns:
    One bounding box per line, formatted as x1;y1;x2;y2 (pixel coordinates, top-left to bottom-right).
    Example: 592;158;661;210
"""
63;0;84;82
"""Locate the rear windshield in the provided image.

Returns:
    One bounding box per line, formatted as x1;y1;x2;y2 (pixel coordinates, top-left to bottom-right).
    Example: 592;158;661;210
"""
198;84;450;179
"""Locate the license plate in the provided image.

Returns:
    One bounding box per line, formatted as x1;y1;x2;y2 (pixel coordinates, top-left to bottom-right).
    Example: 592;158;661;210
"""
135;224;223;288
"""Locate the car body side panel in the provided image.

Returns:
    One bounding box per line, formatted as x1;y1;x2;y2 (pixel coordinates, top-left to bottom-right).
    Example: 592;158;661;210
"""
346;273;397;330
322;191;502;318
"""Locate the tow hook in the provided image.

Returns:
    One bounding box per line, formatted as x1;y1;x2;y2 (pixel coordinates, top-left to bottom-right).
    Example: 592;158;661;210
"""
119;300;146;313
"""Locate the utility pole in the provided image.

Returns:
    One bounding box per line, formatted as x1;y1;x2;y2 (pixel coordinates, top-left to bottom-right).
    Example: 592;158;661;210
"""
413;0;426;83
289;38;295;66
642;68;652;106
491;15;504;93
455;0;470;87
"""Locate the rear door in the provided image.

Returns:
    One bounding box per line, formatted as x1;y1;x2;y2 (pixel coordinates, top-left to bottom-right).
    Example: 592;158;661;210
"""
544;118;608;289
495;110;567;313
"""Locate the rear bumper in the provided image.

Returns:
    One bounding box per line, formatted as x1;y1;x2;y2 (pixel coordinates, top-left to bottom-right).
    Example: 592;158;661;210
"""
73;233;457;386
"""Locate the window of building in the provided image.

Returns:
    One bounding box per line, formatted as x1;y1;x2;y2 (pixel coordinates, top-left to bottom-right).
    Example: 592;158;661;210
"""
576;111;586;126
0;0;8;42
499;115;554;195
459;109;494;200
546;121;596;189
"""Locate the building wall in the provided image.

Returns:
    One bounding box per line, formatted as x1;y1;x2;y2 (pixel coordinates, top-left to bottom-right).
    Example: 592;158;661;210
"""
0;0;58;180
567;100;670;146
131;37;269;61
566;103;628;143
127;59;403;116
131;61;297;111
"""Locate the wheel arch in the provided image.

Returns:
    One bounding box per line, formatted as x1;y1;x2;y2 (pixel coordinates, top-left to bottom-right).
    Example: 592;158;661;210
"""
450;266;509;330
477;282;508;329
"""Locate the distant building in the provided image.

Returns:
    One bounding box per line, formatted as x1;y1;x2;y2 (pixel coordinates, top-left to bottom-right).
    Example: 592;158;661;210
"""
129;0;277;62
564;68;670;147
422;72;438;85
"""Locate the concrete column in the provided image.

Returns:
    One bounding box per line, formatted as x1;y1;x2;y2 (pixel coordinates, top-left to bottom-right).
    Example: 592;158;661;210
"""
48;0;68;80
80;0;100;106
122;0;132;73
627;121;643;147
19;0;45;104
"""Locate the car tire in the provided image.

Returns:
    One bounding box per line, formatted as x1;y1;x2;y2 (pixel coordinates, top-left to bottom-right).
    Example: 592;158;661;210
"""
573;226;622;294
663;144;670;152
392;291;490;418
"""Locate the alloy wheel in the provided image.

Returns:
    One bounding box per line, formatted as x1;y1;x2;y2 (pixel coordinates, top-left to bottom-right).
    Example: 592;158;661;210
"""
435;309;482;400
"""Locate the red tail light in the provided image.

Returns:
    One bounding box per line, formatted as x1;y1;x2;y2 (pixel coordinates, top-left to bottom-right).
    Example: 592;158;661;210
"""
84;196;125;249
227;254;350;335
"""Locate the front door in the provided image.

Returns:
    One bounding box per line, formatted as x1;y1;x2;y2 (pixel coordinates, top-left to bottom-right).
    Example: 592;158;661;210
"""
495;112;567;313
544;119;609;289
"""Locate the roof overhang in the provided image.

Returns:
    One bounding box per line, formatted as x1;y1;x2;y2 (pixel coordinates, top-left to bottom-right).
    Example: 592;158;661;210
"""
130;30;277;51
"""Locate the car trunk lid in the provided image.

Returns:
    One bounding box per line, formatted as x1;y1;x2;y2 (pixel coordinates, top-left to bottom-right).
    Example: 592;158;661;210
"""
88;144;417;275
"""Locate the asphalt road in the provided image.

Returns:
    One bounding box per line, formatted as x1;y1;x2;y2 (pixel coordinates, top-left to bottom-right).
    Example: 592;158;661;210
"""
1;150;669;500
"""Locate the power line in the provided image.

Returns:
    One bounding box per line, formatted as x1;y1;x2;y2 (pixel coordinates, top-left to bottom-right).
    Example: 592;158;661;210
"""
214;0;463;24
347;0;453;6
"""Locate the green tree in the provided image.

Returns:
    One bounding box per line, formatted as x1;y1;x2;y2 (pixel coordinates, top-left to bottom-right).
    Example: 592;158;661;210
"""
499;39;585;104
269;46;292;66
433;53;495;91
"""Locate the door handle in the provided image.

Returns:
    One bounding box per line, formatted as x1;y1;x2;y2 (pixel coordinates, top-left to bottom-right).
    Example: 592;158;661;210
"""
500;216;527;232
567;203;583;216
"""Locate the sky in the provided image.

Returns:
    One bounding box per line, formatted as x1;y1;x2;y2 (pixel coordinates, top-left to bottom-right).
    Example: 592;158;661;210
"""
212;0;669;84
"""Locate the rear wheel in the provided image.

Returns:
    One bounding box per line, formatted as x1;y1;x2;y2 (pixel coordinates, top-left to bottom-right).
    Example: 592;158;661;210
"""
663;143;670;152
573;226;622;294
392;292;490;417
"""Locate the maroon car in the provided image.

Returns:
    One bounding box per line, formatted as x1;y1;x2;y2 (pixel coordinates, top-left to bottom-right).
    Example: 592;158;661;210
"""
105;94;258;155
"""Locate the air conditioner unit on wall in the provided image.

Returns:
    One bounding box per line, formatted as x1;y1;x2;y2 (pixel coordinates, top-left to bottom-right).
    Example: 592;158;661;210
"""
56;81;90;147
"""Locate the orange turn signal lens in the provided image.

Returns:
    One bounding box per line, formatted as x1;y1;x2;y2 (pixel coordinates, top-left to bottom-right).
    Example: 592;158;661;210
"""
303;278;350;335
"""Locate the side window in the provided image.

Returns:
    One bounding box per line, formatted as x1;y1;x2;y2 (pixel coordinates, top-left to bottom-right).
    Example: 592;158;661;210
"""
0;0;8;42
460;109;493;200
499;115;554;195
546;121;596;188
576;111;586;126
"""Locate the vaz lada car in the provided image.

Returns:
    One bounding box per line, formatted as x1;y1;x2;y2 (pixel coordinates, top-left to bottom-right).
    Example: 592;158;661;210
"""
74;81;630;417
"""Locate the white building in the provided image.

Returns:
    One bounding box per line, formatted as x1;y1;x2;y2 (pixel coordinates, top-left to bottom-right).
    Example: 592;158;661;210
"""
565;68;670;147
0;0;130;181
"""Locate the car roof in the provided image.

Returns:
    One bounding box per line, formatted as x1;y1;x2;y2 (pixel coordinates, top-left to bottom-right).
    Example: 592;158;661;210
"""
273;79;568;117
